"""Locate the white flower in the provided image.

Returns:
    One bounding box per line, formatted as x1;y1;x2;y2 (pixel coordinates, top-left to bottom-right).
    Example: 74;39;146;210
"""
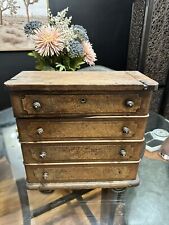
82;41;97;66
34;26;64;57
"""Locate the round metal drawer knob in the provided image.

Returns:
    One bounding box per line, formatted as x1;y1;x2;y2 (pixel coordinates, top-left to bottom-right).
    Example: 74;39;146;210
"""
126;100;134;107
122;127;130;134
39;151;47;159
33;101;41;110
37;128;44;135
80;98;87;104
119;149;127;157
43;172;48;180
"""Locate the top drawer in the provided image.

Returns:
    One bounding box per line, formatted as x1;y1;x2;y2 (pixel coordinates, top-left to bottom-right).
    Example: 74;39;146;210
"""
11;91;151;117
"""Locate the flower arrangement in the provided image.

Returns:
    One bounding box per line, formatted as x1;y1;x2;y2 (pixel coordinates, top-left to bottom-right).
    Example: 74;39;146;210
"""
24;8;97;71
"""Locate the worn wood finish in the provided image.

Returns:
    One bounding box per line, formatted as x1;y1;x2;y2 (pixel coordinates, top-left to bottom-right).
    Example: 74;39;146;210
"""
5;71;158;91
22;141;144;163
17;116;148;142
5;71;158;189
26;175;140;190
127;71;159;90
25;162;139;183
10;91;152;117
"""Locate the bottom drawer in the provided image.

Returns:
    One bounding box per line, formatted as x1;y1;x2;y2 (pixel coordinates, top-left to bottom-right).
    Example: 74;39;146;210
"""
25;162;139;183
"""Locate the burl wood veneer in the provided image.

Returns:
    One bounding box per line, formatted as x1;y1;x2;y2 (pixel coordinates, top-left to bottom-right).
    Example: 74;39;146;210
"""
5;71;158;190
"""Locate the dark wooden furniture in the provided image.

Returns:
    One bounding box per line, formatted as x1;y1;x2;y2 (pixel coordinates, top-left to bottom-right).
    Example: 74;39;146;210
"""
5;71;158;190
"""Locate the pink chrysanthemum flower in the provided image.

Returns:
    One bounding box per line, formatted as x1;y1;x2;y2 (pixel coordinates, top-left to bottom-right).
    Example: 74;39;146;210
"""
34;26;64;57
82;41;97;66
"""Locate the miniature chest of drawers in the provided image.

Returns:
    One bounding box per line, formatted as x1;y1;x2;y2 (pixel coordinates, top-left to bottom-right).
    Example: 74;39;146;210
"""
5;71;158;190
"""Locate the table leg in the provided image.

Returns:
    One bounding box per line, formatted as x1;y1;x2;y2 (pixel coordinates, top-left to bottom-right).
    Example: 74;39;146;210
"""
100;188;126;225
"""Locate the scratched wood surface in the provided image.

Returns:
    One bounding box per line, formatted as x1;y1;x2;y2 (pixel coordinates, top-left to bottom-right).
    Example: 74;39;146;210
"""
4;71;158;91
21;141;144;163
10;91;151;117
5;71;158;190
25;162;139;183
16;116;148;142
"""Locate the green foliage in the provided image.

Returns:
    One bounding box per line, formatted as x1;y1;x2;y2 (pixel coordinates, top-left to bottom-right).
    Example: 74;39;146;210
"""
28;51;53;71
69;57;85;71
28;51;85;71
26;8;97;71
55;63;66;71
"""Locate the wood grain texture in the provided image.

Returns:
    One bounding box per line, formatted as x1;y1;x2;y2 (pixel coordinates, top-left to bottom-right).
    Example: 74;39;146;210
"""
25;162;139;183
21;141;144;163
5;71;158;91
127;71;159;90
5;70;157;189
16;116;148;142
10;91;152;117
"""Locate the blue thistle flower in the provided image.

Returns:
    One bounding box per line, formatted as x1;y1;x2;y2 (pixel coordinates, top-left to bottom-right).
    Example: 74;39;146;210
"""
73;25;89;41
24;21;42;36
68;40;84;58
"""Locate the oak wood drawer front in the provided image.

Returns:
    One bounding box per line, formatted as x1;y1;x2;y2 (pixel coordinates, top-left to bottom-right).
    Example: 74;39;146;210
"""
17;117;148;142
10;92;151;117
25;163;139;183
22;142;144;163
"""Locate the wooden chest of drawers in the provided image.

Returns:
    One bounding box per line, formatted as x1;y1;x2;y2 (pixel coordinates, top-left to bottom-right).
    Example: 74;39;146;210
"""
5;71;158;190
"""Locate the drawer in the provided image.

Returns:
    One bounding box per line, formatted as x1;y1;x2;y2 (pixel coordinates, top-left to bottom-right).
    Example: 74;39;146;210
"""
11;91;152;117
25;162;139;183
22;141;144;163
17;116;148;142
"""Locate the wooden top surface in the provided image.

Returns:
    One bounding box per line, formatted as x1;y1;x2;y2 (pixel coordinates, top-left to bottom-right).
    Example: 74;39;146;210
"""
5;71;158;91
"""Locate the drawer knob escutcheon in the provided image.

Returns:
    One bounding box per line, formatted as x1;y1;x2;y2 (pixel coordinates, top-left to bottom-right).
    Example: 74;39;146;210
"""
119;149;127;157
122;127;130;134
126;100;134;107
33;101;41;110
37;128;44;135
43;172;48;180
39;151;47;159
80;98;87;104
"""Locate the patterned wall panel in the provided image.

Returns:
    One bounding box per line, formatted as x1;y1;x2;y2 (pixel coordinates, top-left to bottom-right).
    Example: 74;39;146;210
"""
144;0;169;85
127;0;146;70
128;0;169;118
164;99;169;120
150;88;164;112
